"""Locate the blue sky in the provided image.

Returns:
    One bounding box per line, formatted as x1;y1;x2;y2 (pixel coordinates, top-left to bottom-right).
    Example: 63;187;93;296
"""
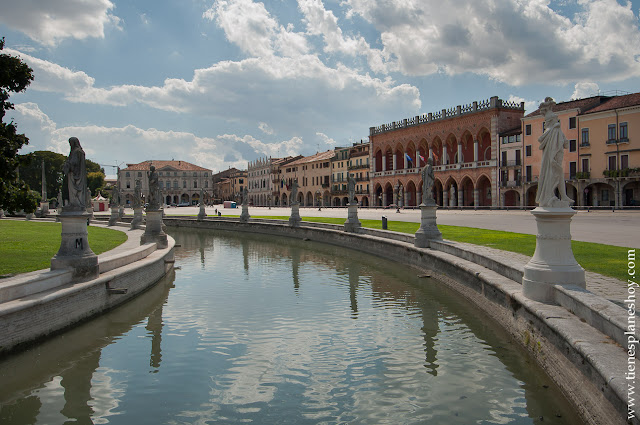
1;0;639;178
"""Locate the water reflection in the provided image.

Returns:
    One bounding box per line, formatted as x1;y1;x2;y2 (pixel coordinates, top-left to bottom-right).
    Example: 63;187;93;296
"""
0;228;581;424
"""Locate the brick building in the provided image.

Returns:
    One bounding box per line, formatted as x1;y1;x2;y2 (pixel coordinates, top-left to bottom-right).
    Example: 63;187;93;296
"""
369;96;525;208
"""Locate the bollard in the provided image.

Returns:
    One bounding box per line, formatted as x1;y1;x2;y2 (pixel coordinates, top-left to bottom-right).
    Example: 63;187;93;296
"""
382;216;387;230
218;211;221;217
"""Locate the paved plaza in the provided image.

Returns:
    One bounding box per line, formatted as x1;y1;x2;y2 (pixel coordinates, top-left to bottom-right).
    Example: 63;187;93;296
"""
146;206;639;249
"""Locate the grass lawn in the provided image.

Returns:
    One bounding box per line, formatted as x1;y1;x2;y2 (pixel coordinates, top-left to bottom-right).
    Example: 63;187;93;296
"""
247;215;629;282
0;221;128;276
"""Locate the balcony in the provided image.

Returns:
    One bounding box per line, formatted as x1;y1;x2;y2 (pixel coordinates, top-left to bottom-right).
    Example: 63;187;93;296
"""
500;160;522;167
500;179;521;188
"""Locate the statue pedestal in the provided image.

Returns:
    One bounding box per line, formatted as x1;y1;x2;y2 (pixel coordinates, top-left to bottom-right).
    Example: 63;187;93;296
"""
131;207;143;229
141;209;168;248
197;204;206;221
522;207;586;303
289;203;301;227
51;210;98;281
414;203;442;248
118;206;125;218
239;204;250;223
108;207;119;226
343;203;361;233
40;202;49;216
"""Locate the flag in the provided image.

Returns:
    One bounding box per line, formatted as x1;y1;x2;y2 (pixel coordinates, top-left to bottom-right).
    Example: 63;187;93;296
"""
405;153;413;162
419;155;425;162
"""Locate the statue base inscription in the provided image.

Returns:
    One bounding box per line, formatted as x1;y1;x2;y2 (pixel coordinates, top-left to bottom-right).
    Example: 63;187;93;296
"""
414;203;442;248
522;207;586;303
343;204;361;233
141;209;168;248
50;211;98;281
289;204;301;227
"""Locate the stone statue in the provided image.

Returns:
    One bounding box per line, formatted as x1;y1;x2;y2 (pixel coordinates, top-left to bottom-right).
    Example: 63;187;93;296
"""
290;180;299;205
111;184;120;207
242;187;248;206
421;158;435;205
133;180;142;209
85;188;92;208
347;175;356;204
536;97;572;208
148;165;160;210
200;188;205;205
57;191;63;208
63;137;87;211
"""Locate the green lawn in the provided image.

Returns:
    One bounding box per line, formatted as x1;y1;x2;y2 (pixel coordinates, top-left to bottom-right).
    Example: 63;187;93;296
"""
0;221;128;276
248;215;629;282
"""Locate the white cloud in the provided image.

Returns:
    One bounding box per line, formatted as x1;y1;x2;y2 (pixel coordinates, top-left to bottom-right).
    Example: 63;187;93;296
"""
571;81;600;99
9;49;420;137
13;102;305;173
507;95;538;114
0;0;120;46
316;132;336;146
203;0;310;57
344;0;640;85
259;122;275;135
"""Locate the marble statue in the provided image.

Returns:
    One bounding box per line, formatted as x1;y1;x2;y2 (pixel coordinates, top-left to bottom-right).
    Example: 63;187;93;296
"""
57;191;63;209
111;184;120;207
347;175;356;204
242;187;248;206
421;158;435;204
63;137;87;211
133;180;142;209
536;97;573;208
85;188;92;208
148;165;160;210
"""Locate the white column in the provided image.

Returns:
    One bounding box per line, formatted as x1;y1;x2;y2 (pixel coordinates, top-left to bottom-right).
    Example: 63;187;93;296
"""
416;150;420;167
458;143;463;164
382;155;386;171
474;139;479;162
442;148;448;165
392;153;397;170
404;150;408;169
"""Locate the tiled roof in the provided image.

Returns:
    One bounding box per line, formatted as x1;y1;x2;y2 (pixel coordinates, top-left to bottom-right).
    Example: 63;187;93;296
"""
583;92;640;114
123;160;211;172
287;150;335;165
524;96;609;118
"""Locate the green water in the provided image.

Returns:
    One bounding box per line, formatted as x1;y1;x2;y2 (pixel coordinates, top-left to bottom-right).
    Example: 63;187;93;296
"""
0;227;581;424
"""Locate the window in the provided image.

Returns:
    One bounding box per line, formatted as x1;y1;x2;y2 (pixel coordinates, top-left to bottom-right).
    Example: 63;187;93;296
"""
542;121;546;132
174;172;177;176
126;181;131;189
125;171;130;177
183;180;187;188
239;178;244;184
166;181;171;189
205;181;209;188
526;165;532;182
608;156;617;171
620;122;628;141
569;117;576;129
138;172;142;177
173;180;178;189
194;181;198;188
608;124;616;141
582;158;589;173
569;139;576;152
193;172;197;177
159;180;163;188
621;154;629;170
602;189;609;202
525;145;532;157
569;162;576;179
581;128;589;146
515;149;521;165
525;124;531;135
159;172;163;176
501;152;507;166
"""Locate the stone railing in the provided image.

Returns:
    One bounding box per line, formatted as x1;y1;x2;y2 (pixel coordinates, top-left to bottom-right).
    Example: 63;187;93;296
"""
370;96;525;136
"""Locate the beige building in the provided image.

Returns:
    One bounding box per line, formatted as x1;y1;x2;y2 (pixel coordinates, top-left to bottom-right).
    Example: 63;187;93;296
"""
120;160;212;206
247;156;301;206
348;141;370;206
522;92;639;207
278;150;334;206
331;147;350;206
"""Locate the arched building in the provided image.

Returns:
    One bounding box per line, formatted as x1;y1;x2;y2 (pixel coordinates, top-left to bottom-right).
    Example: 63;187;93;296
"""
369;96;525;208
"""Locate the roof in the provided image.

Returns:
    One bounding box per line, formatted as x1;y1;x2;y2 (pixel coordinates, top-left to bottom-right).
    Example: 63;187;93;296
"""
583;92;640;114
499;126;522;136
524;96;610;118
287;150;335;166
123;160;211;172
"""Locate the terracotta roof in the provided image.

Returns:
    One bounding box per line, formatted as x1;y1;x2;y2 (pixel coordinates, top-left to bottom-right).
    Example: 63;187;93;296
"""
123;160;211;172
583;92;640;114
524;96;609;118
287;150;335;165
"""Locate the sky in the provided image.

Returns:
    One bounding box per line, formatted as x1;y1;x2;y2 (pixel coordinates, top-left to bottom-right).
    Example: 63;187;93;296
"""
1;0;639;178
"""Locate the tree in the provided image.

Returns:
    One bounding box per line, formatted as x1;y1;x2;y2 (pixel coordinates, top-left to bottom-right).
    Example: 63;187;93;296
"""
0;37;37;213
18;150;66;201
87;171;105;196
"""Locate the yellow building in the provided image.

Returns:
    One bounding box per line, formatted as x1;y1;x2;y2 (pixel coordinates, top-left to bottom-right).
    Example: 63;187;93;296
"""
278;150;334;206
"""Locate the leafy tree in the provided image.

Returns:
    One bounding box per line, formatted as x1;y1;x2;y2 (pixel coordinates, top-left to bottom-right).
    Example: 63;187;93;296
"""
87;171;105;196
0;37;37;213
18;150;66;200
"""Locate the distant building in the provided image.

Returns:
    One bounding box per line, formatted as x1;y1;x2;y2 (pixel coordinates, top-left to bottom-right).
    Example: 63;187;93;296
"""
347;141;370;206
278;150;335;206
247;156;302;206
119;160;212;206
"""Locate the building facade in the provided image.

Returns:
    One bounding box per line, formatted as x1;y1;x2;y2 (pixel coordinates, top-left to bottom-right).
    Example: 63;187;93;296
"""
247;156;301;206
119;160;212;206
369;96;525;208
348;141;370;206
277;150;334;206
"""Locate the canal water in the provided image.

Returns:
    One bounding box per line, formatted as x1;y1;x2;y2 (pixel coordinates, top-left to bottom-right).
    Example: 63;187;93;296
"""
0;227;581;424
